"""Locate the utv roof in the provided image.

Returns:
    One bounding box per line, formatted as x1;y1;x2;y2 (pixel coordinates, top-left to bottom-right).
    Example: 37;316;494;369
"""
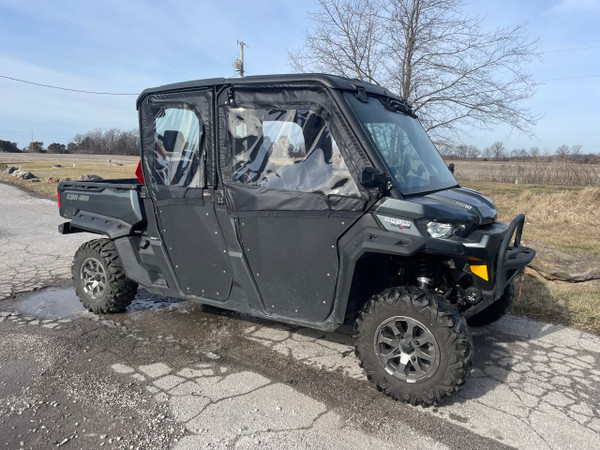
137;73;396;108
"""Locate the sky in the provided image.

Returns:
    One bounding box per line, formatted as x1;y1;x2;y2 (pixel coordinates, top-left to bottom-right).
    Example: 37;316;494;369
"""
0;0;599;154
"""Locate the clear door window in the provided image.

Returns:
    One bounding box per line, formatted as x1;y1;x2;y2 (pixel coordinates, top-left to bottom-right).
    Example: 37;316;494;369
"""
227;107;359;196
152;106;203;187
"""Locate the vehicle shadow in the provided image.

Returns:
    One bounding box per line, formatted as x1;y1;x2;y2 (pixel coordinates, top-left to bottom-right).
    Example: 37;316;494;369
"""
448;275;588;404
121;277;590;406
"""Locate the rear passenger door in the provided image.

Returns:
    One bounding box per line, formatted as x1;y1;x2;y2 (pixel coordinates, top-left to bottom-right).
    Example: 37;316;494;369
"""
140;91;233;300
219;88;367;323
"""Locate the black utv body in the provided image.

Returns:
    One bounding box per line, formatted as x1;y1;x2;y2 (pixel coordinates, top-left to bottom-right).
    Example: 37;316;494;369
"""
58;74;535;405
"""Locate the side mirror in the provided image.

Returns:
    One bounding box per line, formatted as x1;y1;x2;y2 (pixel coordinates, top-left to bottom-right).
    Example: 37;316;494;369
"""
448;163;455;174
361;167;387;189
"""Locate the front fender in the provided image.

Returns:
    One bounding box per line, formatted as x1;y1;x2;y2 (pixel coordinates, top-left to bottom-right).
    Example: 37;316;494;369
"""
330;214;426;326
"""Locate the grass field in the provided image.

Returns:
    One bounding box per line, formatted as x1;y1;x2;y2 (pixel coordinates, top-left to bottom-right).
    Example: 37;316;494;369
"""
2;154;599;333
462;182;600;256
516;276;600;334
0;159;138;198
453;181;600;333
448;159;600;187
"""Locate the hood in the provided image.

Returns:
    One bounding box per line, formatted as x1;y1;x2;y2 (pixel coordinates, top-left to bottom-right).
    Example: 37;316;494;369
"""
375;187;497;225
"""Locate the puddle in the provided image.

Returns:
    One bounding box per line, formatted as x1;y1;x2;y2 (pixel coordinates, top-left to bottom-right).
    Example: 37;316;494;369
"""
16;288;187;320
16;287;254;351
17;288;85;319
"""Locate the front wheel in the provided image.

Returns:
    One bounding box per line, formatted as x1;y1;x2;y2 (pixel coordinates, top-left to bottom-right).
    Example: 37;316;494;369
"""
72;239;138;313
354;286;473;406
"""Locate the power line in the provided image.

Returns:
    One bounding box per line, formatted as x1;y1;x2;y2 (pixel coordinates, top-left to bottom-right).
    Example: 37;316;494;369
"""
1;134;75;140
0;75;138;95
250;42;600;55
542;44;600;54
247;44;285;54
541;74;600;82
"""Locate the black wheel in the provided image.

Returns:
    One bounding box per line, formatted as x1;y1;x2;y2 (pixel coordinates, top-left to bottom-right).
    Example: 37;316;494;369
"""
467;284;514;327
72;239;137;313
354;286;473;406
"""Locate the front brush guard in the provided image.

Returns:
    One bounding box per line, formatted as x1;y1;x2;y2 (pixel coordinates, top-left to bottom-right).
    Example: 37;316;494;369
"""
464;214;535;319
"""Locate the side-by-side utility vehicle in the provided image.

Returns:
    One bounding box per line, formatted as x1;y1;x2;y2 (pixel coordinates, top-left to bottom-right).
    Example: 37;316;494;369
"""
58;74;535;405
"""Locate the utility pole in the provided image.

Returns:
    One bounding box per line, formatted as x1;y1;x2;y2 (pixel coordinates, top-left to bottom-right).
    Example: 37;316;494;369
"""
234;40;247;77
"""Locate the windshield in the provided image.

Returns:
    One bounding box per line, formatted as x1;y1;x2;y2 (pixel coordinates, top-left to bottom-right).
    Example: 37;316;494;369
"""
346;93;457;195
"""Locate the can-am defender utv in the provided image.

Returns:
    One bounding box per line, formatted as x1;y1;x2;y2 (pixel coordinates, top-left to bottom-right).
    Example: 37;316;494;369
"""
58;74;535;405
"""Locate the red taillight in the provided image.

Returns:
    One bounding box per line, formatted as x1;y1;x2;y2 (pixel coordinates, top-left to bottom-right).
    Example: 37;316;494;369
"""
135;160;144;184
57;192;61;209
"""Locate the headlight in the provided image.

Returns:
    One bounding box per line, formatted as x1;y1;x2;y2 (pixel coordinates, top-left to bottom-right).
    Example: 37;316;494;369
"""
426;222;455;238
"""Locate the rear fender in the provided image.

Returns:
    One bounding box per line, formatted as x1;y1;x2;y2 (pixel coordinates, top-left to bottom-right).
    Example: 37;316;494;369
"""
59;211;133;239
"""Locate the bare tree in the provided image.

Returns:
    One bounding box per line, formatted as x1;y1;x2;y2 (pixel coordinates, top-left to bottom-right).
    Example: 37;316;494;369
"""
466;145;480;159
436;141;454;157
510;148;527;160
451;143;480;159
291;0;539;144
570;144;582;157
554;144;570;160
454;144;468;159
290;0;385;83
485;141;506;159
529;146;540;160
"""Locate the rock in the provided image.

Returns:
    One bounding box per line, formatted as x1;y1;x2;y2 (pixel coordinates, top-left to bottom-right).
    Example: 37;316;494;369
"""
14;170;35;180
528;241;600;282
79;174;103;181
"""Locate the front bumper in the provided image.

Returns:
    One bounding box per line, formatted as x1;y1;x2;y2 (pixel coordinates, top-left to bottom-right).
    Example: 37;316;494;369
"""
463;214;535;319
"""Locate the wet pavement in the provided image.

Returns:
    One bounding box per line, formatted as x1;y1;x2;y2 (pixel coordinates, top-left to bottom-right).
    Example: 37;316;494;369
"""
1;181;600;449
16;288;83;319
1;289;460;449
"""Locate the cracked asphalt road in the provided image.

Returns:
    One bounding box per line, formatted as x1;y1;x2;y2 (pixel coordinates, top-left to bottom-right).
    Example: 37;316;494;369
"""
1;181;599;449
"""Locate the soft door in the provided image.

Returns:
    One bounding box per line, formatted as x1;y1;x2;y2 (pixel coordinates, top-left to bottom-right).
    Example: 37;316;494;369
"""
140;91;233;300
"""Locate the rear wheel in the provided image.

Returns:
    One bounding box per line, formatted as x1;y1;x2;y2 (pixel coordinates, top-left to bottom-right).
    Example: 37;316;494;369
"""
354;286;473;406
72;239;137;313
467;284;514;327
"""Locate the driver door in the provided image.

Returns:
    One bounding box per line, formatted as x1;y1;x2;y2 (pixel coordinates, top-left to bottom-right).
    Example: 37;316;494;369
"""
219;90;367;322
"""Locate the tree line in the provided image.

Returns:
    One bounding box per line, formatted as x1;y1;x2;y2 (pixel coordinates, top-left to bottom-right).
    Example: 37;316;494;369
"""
0;128;139;155
1;133;597;163
441;142;599;164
